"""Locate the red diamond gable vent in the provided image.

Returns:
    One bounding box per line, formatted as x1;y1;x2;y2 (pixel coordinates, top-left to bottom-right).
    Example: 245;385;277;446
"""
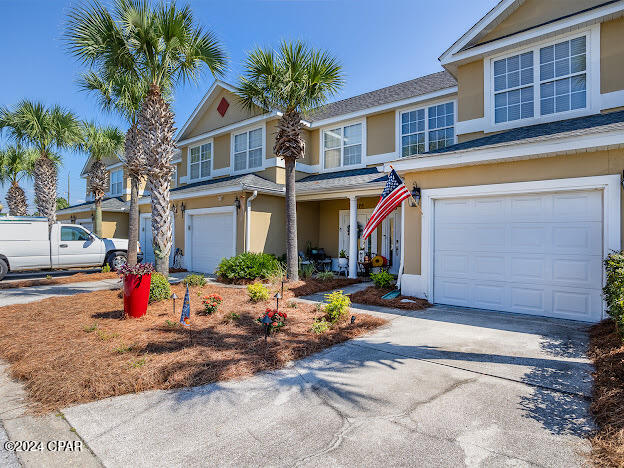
217;97;229;117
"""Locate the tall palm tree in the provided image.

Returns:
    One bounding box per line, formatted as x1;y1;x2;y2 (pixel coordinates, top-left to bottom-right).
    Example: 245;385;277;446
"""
66;0;227;275
0;144;37;216
0;101;82;226
237;41;343;280
78;123;125;237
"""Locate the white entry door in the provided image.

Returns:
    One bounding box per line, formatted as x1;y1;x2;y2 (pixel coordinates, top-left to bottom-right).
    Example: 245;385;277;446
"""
433;190;603;322
186;208;236;274
339;209;378;257
382;210;401;274
140;214;175;267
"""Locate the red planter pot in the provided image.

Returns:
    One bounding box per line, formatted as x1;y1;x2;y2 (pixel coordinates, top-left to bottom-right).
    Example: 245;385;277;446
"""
123;273;151;318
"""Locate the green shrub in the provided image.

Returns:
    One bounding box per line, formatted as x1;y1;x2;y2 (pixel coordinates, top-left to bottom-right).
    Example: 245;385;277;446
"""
101;264;111;273
603;251;624;338
370;271;395;289
149;272;171;303
216;252;281;280
183;273;206;287
299;262;315;279
247;283;270;302
316;271;334;281
311;319;330;334
323;290;351;323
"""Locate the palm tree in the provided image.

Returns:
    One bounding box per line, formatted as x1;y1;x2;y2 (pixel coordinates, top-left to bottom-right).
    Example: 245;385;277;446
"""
66;0;227;275
237;41;343;280
78;123;125;237
0;101;82;226
0;144;37;216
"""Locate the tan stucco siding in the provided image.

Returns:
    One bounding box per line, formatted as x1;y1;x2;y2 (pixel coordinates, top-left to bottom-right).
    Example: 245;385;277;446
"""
182;88;261;140
457;59;484;123
257;167;284;184
297;201;320;252
367;111;395;155
601;16;624;94
57;211;128;239
249;195;285;256
265;120;278;159
300;128;319;166
213;134;230;170
476;0;606;46
402;148;624;276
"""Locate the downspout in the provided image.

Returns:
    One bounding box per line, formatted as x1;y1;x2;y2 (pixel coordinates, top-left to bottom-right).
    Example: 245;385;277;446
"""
245;190;258;252
396;200;405;291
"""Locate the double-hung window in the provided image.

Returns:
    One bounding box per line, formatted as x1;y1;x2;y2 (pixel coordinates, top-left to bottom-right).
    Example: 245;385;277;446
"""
189;142;211;180
400;102;455;157
323;123;362;169
493;52;534;123
233;128;263;172
110;169;123;195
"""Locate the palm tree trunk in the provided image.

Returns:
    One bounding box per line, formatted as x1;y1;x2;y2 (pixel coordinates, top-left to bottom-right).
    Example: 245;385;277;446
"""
127;175;140;266
284;156;298;281
34;156;57;227
6;182;27;216
94;197;103;237
138;84;175;276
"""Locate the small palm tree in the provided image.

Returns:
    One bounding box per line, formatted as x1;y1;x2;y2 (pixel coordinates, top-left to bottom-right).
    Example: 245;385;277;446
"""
0;101;82;226
78;123;125;237
237;41;343;280
66;0;227;275
0;144;37;216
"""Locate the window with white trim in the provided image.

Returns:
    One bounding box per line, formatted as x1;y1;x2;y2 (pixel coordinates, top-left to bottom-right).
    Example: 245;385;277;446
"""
233;128;263;171
189;142;211;180
323;123;362;169
110;169;123;195
490;34;588;124
400;102;454;157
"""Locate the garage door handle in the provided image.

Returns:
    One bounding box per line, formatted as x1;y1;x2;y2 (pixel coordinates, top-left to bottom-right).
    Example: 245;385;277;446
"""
60;244;68;248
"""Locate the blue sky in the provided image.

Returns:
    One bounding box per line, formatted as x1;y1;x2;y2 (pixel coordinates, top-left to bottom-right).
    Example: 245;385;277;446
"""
0;0;498;210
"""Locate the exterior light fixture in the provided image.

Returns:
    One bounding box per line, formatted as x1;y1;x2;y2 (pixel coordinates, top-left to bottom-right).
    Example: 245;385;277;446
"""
274;291;282;311
234;196;241;212
180;202;186;216
409;185;421;207
70;215;76;223
171;292;178;316
351;315;356;324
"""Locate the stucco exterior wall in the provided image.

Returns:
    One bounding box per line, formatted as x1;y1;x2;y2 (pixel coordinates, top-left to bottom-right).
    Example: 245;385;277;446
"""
249;195;285;256
401;148;624;276
57;211;129;239
601;16;624;94
213;134;230;170
456;59;484;123
297;201;320;252
300;128;320;166
367;111;395;156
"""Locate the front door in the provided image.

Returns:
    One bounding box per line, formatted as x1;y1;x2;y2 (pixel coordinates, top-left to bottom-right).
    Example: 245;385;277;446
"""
382;210;402;274
339;209;378;259
57;225;103;267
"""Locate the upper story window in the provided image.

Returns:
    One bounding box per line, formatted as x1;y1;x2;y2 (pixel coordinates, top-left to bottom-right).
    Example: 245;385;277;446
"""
189;142;211;180
490;34;588;126
323;123;363;169
110;169;123;195
400;102;454;157
233;128;263;172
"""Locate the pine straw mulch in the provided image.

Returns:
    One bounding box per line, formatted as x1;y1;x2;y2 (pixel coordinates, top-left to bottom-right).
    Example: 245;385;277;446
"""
349;286;431;310
588;320;624;467
0;272;118;290
216;276;363;297
0;282;386;414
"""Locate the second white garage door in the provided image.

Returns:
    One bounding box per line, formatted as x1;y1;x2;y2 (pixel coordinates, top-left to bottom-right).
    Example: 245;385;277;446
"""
433;190;603;322
187;210;235;274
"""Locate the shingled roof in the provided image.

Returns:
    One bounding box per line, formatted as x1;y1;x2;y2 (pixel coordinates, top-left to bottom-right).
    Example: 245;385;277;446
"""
296;167;387;192
57;196;128;213
307;71;456;122
169;173;283;197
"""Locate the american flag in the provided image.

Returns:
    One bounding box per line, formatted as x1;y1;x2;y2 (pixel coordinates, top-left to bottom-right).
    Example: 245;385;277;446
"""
362;169;411;240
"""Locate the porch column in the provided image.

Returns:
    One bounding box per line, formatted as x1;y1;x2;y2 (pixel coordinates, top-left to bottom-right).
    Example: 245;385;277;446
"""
349;195;358;278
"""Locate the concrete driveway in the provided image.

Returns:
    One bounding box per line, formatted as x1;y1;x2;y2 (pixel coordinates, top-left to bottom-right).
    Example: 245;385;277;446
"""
62;302;594;467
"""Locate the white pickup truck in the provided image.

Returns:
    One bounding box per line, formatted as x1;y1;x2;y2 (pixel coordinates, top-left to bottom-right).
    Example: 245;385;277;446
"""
0;217;139;280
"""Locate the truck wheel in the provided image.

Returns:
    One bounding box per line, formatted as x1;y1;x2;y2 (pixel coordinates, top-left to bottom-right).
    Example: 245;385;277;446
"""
106;252;127;271
0;258;7;281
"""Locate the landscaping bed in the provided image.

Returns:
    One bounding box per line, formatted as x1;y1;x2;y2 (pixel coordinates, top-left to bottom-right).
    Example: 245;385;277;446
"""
0;271;118;290
0;282;385;413
588;319;624;467
349;286;430;310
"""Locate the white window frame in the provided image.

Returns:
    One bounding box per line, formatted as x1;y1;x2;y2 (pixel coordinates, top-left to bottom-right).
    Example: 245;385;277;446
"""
109;169;123;196
319;119;366;172
187;139;213;182
483;24;600;132
395;100;456;157
230;125;265;174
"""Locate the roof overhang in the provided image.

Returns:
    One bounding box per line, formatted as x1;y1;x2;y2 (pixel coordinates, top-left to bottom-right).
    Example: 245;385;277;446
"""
57;204;129;215
385;125;624;173
139;184;285;204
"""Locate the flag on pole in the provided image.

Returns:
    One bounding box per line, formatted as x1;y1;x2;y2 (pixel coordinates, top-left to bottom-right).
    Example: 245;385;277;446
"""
180;285;190;327
362;168;411;240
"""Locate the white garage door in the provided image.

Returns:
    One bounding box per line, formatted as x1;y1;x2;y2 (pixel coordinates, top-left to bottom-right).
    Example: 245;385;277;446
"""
188;211;235;274
433;190;603;322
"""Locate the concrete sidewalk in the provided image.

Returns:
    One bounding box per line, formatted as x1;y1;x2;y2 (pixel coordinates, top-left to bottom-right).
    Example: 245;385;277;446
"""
0;278;121;306
62;300;593;467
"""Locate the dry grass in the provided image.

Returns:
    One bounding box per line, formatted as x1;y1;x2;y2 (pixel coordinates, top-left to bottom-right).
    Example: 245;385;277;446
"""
0;282;385;413
350;286;431;310
588;320;624;467
0;272;118;290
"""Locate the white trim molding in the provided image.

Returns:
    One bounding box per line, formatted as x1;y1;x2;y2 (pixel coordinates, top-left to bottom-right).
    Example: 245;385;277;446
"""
184;206;237;271
401;175;621;319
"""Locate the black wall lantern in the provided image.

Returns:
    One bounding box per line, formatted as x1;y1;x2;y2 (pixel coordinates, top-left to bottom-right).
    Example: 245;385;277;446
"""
234;196;241;212
409;184;421;207
180;202;186;216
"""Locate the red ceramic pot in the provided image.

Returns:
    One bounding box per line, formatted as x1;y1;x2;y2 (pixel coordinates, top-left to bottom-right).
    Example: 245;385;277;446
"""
123;273;151;318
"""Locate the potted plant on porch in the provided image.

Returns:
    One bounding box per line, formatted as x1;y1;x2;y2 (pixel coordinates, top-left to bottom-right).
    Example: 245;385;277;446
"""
118;262;154;318
338;249;348;268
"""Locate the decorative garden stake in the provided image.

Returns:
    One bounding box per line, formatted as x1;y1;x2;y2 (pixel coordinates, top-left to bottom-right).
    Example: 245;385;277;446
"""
171;292;178;316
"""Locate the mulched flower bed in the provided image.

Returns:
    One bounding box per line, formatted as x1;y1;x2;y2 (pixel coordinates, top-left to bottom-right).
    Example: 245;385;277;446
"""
588;319;624;467
215;277;363;297
349;286;431;310
0;282;385;413
0;272;118;290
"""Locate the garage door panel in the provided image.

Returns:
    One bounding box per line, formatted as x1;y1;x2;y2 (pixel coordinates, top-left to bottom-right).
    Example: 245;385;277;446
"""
510;197;544;220
474;226;506;248
510;286;546;313
473;255;506;277
473;283;506;309
510;256;546;282
435;253;469;276
190;212;234;274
